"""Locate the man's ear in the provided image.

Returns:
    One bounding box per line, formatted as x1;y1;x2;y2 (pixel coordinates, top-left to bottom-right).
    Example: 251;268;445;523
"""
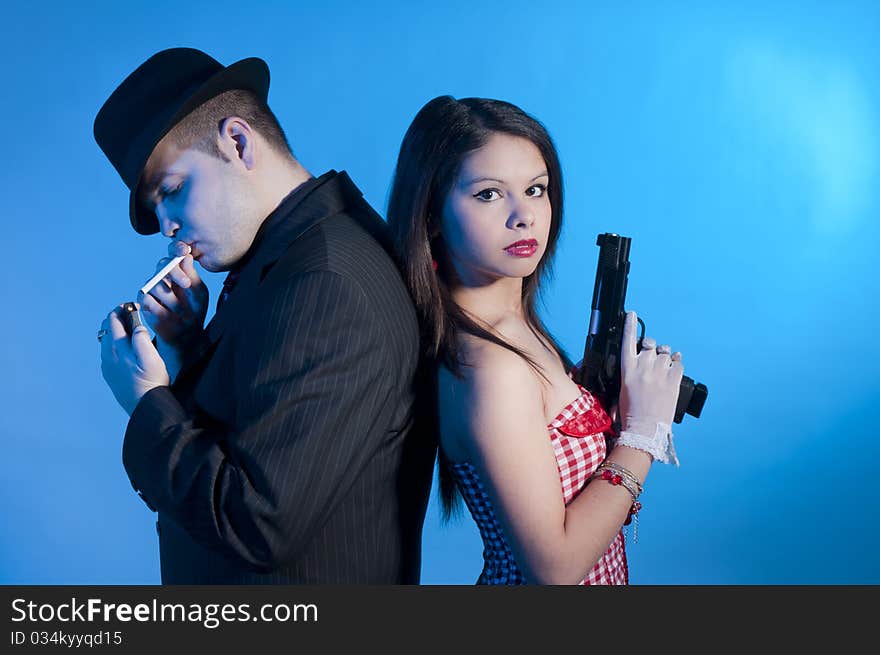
218;116;256;170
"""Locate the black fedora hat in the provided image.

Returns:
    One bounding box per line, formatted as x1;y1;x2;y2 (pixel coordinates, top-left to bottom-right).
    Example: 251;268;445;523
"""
94;48;270;235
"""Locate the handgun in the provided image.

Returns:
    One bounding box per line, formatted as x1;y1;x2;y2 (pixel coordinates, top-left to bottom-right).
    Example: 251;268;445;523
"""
573;233;708;424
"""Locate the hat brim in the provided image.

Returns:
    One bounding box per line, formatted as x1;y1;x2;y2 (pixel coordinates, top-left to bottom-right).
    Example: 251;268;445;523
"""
128;57;270;235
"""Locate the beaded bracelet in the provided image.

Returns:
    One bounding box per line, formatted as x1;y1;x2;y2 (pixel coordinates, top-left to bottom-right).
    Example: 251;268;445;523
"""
595;462;643;497
590;462;644;543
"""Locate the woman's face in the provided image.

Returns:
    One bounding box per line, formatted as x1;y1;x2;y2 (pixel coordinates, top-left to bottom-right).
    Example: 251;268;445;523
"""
440;132;552;287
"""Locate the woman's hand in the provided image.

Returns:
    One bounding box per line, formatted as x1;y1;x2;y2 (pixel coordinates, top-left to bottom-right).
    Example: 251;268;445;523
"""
617;311;684;434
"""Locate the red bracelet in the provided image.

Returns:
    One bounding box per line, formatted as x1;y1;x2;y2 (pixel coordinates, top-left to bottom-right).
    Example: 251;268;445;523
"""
590;463;643;543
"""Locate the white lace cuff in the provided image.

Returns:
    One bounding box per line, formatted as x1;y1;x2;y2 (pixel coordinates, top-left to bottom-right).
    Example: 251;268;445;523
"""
616;422;680;467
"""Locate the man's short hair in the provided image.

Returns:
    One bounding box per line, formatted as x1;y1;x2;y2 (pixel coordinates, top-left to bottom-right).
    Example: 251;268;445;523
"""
169;89;293;161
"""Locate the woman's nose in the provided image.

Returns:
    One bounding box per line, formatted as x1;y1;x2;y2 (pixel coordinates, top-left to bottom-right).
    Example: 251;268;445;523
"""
507;201;535;229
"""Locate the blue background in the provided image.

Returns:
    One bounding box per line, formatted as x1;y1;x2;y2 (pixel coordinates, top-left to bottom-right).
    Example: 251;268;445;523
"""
1;1;877;584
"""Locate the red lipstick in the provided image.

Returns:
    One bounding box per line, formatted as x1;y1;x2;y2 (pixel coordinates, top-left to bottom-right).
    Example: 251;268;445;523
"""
504;239;539;258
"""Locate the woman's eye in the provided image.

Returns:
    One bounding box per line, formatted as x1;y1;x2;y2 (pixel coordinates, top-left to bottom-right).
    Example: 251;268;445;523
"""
474;189;501;201
526;184;546;197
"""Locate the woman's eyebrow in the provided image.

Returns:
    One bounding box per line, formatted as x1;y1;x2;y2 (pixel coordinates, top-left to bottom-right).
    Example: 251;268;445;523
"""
463;176;505;186
463;171;548;186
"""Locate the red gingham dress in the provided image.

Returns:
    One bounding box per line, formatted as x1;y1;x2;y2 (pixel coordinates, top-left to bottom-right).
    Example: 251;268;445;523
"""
449;384;628;585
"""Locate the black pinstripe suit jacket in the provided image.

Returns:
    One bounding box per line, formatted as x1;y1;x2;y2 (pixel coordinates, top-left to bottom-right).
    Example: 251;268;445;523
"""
122;171;436;583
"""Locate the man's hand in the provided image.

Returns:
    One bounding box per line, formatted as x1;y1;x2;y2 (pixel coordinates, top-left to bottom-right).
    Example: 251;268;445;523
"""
138;252;208;344
100;305;170;415
138;252;209;381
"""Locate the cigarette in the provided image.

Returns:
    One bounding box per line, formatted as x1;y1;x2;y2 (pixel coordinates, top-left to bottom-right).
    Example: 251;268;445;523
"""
139;255;186;295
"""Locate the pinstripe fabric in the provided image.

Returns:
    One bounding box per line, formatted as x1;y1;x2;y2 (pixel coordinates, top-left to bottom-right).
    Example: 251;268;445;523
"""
122;171;436;583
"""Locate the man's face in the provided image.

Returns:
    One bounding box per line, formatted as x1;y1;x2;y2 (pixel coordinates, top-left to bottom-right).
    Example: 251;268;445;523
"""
138;135;260;272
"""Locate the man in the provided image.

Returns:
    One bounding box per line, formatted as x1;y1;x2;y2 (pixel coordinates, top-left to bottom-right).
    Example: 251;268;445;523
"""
94;48;435;583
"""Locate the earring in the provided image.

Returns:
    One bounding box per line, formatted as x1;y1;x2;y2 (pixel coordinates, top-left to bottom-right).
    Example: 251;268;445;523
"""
432;259;438;271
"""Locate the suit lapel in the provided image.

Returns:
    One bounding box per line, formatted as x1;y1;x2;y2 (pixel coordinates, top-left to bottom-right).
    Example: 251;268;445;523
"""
170;171;367;394
203;170;363;347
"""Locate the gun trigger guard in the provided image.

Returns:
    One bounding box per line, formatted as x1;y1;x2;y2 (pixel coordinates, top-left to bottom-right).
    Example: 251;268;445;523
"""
634;316;646;351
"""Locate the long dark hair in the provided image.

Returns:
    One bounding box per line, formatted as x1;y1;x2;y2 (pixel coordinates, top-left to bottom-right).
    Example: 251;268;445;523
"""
386;96;573;519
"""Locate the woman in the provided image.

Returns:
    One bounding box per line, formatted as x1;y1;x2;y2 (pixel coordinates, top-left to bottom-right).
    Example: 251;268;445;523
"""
387;96;683;585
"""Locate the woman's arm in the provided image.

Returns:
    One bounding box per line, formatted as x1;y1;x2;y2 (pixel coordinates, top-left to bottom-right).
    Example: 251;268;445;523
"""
454;345;644;584
455;312;681;584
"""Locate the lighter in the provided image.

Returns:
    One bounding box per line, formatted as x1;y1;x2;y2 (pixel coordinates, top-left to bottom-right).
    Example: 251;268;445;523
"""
120;302;143;333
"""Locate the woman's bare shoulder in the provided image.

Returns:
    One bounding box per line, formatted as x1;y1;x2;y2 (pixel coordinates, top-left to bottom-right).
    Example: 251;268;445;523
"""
455;332;540;388
438;339;545;452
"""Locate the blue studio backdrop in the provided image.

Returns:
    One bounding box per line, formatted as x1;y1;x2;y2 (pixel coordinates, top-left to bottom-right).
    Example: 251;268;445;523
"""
1;0;878;584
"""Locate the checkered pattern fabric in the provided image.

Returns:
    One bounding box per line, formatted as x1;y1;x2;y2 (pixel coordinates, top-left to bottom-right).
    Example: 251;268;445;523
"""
450;385;629;585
